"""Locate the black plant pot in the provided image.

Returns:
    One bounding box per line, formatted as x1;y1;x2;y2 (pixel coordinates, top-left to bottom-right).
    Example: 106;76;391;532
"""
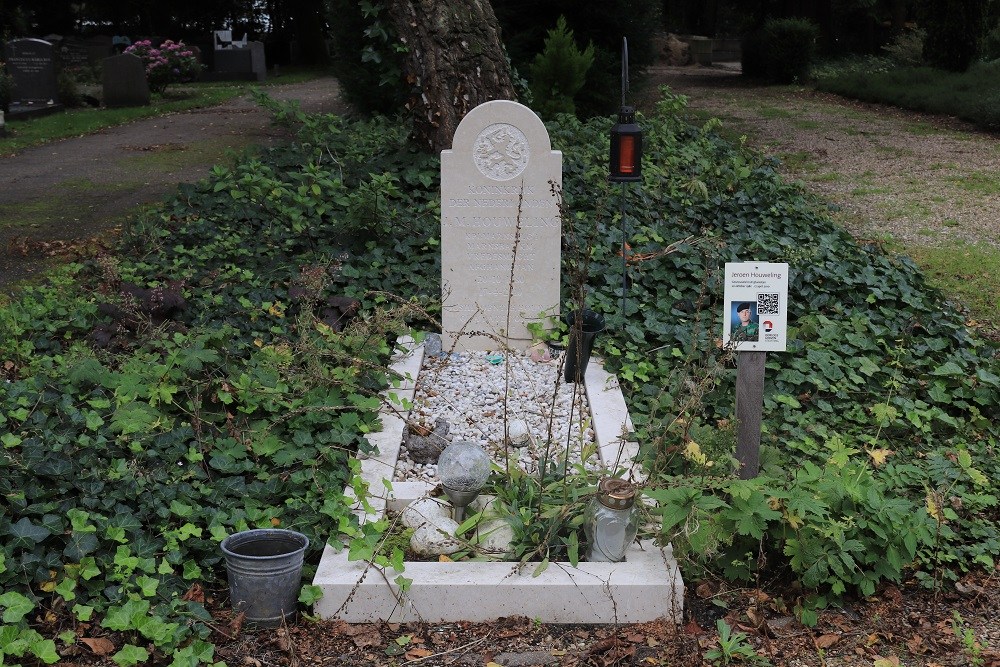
564;309;605;383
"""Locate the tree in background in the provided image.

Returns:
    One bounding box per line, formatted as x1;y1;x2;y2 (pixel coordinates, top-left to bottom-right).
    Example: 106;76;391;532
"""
386;0;515;153
528;16;595;118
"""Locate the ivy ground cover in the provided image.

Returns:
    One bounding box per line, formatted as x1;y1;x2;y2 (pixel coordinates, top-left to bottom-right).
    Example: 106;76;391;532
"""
1;90;998;662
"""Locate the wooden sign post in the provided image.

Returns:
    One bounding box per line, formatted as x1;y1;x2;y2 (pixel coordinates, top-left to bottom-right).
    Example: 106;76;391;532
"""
723;263;789;479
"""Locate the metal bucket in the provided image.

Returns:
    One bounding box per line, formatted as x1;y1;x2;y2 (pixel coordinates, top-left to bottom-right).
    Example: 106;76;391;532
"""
220;529;308;628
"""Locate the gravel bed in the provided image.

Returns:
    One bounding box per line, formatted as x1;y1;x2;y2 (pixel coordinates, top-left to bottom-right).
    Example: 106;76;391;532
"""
393;337;598;483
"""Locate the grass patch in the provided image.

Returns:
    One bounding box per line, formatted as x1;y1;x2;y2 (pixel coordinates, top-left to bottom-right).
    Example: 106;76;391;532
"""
116;136;260;174
0;68;330;155
906;241;1000;331
944;171;1000;196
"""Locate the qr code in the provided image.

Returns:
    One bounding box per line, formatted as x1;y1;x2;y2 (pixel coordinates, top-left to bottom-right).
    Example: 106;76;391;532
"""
757;293;780;315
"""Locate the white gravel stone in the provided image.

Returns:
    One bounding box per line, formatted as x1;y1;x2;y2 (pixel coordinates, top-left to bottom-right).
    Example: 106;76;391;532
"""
401;497;452;529
410;519;462;556
394;349;598;482
475;518;515;555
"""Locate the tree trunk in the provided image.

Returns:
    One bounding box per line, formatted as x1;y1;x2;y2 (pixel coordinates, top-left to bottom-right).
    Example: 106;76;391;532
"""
387;0;516;153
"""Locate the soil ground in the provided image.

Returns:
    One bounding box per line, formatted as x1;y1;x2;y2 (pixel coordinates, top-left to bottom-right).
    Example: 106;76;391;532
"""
7;68;1000;665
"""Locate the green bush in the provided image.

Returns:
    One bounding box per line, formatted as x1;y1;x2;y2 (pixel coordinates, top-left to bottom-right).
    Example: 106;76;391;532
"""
882;27;926;65
982;23;1000;61
528;16;595;118
56;69;83;107
742;17;820;83
326;0;406;114
493;0;661;117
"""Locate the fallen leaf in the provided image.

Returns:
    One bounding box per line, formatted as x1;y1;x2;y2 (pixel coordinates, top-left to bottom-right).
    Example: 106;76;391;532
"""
80;637;115;656
242;657;263;667
347;627;381;649
486;663;504;667
625;632;644;642
815;634;840;649
182;583;205;603
551;649;567;656
227;611;245;637
647;637;660;647
873;657;901;667
404;648;433;660
695;582;715;598
683;619;703;635
882;585;903;605
438;554;453;563
906;634;926;654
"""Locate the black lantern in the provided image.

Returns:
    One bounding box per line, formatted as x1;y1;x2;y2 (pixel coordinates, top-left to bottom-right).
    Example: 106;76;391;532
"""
609;105;642;182
609;37;642;183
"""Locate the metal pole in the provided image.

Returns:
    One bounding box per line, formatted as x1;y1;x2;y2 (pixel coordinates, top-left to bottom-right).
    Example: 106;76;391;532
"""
621;182;627;320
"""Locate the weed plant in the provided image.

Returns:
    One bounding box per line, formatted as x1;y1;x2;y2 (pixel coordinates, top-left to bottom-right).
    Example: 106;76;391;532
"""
0;85;998;660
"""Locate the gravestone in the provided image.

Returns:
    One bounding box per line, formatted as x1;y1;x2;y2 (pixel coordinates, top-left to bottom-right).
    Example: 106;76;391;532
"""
440;100;562;352
4;38;58;105
212;41;265;81
102;53;150;107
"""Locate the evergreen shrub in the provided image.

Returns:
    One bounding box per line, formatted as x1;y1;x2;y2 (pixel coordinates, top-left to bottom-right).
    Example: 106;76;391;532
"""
528;16;595;118
742;18;820;83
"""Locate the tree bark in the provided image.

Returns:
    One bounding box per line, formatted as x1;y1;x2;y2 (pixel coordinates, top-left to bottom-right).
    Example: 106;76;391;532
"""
387;0;516;153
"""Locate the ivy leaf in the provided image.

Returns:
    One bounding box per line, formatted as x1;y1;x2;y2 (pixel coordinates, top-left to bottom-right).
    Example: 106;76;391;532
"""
65;532;100;561
7;517;52;549
298;584;324;605
30;637;60;664
112;644;150;667
0;591;35;623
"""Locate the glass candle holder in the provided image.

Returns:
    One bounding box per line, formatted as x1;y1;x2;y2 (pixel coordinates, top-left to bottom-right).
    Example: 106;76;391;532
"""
584;478;639;562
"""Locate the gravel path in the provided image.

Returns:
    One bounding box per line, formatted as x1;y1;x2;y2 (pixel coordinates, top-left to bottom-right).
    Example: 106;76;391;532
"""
645;64;1000;251
0;77;348;289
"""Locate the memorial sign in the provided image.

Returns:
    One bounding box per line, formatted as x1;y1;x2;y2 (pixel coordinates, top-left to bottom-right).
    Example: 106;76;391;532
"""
722;262;789;351
440;100;562;352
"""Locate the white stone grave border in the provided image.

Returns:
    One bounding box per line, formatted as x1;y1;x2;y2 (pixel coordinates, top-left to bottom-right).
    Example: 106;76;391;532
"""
312;336;684;623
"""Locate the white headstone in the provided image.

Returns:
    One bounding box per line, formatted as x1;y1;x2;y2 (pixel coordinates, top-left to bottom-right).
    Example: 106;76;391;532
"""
441;100;562;352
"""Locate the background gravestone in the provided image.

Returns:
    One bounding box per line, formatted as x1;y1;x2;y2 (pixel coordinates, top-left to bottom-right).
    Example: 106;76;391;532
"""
440;100;562;352
102;53;150;107
4;38;58;105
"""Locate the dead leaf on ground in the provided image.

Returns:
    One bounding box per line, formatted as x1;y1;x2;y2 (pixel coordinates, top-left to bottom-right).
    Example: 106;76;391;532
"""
80;637;115;655
882;585;903;604
183;583;205;603
404;647;433;660
683;620;703;635
695;582;716;598
344;625;381;649
226;611;245;637
814;634;840;649
873;657;902;667
906;634;926;654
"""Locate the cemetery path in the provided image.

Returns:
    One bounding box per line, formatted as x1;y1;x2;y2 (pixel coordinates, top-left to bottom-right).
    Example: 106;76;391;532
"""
640;64;1000;254
0;76;348;291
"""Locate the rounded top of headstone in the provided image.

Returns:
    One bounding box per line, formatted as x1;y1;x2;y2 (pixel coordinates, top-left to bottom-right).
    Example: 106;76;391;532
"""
447;99;553;156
